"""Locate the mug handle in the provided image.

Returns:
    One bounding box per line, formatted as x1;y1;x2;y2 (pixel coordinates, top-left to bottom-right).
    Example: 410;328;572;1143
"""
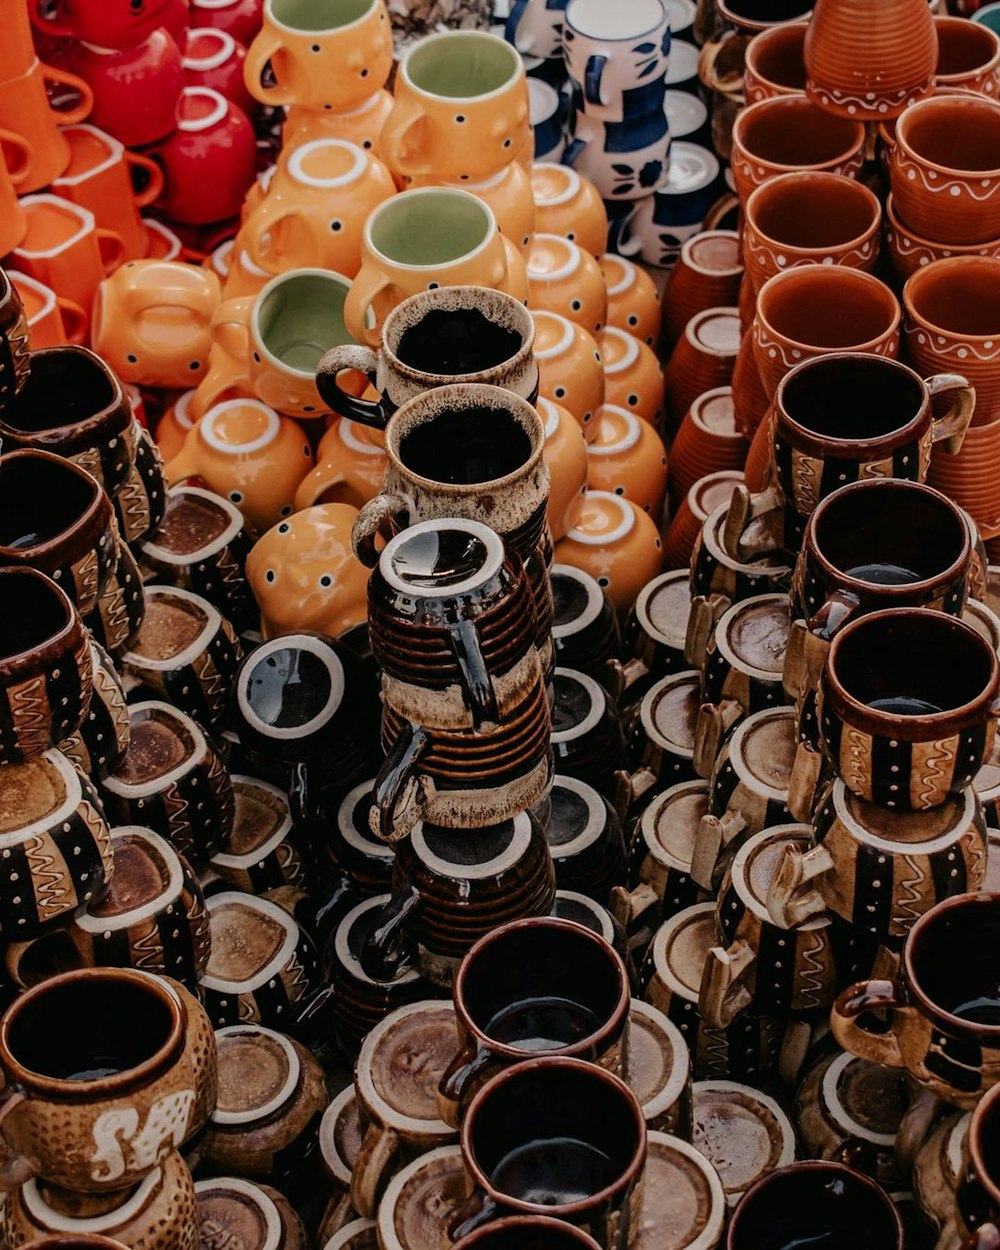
0;1080;33;1191
447;619;499;729
722;482;785;561
57;297;88;346
0;130;34;190
315;344;392;429
700;938;757;1028
40;62;94;125
766;842;834;928
345;268;395;348
926;373;976;456
782;591;862;699
684;593;728;669
370;721;431;842
562;136;587;167
380;100;434;178
604;656;649;702
95;228;125;276
243;206;313;276
449;1191;503;1243
126;151;166;208
689;810;747;892
358;884;420;982
211;297;255;364
584;54;608;108
692;699;741;779
350;1121;402;1220
123;274;219;322
438;1042;497;1128
243;31;294;105
829;978;911;1067
353;492;410;567
787;740;824;823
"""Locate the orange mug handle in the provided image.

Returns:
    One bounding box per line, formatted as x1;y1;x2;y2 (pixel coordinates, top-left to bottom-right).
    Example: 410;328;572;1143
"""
95;228;126;276
40;62;94;125
126;151;165;208
0;129;34;190
380;99;434;177
57;296;88;346
211;296;255;363
243;31;295;106
343;265;393;348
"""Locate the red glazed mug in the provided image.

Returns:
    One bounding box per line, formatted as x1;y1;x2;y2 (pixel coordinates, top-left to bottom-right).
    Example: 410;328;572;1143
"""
29;0;173;50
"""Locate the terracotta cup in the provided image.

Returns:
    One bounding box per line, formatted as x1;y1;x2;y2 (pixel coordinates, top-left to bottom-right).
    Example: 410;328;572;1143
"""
743;172;882;294
664;306;741;432
317;286;538;430
884;192;1000;284
818;608;1000;811
726;1162;903;1250
831;891;1000;1109
903;257;1000;427
662;230;743;351
668;387;748;506
891;94;1000;246
934;14;1000;96
928;413;1000;540
453;1218;603;1250
730;96;866;204
452;1057;647;1250
743;21;808;103
752;266;901;398
0;967;216;1192
438;917;630;1124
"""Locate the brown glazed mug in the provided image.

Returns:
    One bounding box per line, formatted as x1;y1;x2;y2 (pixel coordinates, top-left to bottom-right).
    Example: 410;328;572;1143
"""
351;383;549;568
725;1161;903;1250
437;917;630;1126
0;344;137;496
0;449;119;618
317;286;539;429
784;478;975;699
451;1057;647;1250
58;637;130;777
958;1080;1000;1250
453;1216;603;1250
831;892;1000;1109
724;353;976;561
816;608;1000;811
0;566;92;764
0;265;31;407
0;967;216;1192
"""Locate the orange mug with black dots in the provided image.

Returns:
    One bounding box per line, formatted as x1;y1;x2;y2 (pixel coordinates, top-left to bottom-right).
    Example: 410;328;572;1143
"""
533;310;606;443
586;405;668;519
601;326;666;427
527;234;608;336
530;162;609;258
381;30;530;182
244;0;394;113
540;395;589;542
92;260;222;390
600;253;662;346
283;90;395;159
554;490;664;614
405;160;537;256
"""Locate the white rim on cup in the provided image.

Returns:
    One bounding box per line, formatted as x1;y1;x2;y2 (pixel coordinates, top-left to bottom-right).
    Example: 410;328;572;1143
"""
287;139;369;188
200;893;300;994
177;87;230;133
528;234;582;283
531;163;582;206
16;195;94;257
52;124;123;184
565;491;636;546
183;28;238;71
210;1025;301;1126
200;399;282;456
194;1178;283;1250
236;634;346;741
379;516;506;598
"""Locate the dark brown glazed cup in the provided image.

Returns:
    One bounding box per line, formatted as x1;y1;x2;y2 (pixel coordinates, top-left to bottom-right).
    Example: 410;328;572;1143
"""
785;478;975;697
726;1161;903;1250
550;565;620;683
437;917;630;1127
453;1057;647;1250
112;422;166;548
0;449;118;617
453;1217;603;1250
819;608;1000;810
964;1081;1000;1247
0;567;92;764
84;537;146;658
831;891;1000;1110
0;265;31;410
0;346;137;496
550;668;624;797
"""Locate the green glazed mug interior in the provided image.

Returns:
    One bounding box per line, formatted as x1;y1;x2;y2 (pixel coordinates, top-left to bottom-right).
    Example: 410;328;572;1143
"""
368;191;493;267
255;270;355;374
269;0;377;33
405;32;521;98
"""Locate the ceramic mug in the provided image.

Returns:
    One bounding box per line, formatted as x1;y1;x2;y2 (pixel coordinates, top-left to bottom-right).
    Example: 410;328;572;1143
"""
563;106;672;202
0;59;93;194
293;422;387;507
452;1057;647;1250
8;271;87;351
317;286;538;430
243;0;394;113
0;967;216;1192
343;189;516;348
380;31;529;181
438;917;630;1124
28;0;172;49
530;162;609;260
562;0;670;121
831;892;1000;1110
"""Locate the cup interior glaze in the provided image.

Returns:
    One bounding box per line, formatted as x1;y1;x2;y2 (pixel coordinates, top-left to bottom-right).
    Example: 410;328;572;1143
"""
404;31;521;98
0;451;101;551
268;0;377;32
935;15;1000;78
368;191;493;267
827;610;998;724
809;480;970;591
758;268;898;349
904;892;1000;1036
726;1162;902;1250
735;97;863;167
745;23;807;92
254;270;353;375
4;347;119;437
897;95;1000;174
0;567;76;661
1;969;181;1091
904;257;1000;338
382;287;534;381
779;355;924;448
747;173;879;251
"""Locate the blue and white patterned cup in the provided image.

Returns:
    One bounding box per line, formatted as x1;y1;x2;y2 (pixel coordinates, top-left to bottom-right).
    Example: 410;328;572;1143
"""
563;0;671;122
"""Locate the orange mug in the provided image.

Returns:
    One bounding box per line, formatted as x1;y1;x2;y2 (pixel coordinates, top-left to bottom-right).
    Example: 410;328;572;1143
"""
144;218;184;261
92;260;222;389
240;139;396;279
344;188;514;347
52;124;165;262
283;90;394;159
0;139;30;259
294;418;388;511
0;0;42;82
405;159;537;255
8;270;87;350
244;0;394;113
0;59;94;193
12;195;123;332
381;30;530;182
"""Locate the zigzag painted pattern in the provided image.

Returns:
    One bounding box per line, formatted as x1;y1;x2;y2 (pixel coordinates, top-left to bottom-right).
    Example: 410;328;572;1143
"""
7;674;53;758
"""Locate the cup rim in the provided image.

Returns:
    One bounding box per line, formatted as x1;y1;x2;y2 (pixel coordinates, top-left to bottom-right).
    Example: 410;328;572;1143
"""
744;171;882;259
363;188;498;274
264;0;382;36
716;0;811;32
934;13;1000;83
903;891;1000;1039
803;477;972;597
902;255;1000;342
0;344;130;448
732;96;865;174
824;606;1000;738
452;1215;603;1250
757;267;900;358
0;448;111;564
460;1055;647;1213
895;92;1000;179
0;967;185;1097
970;1077;1000;1202
252;266;354;381
400;29;522;105
743;19;809;89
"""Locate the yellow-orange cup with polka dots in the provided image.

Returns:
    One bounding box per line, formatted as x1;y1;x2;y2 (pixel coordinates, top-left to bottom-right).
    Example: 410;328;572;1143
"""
586;404;668;520
601;326;665;427
600;253;662;346
527;233;608;336
554;490;664;615
534;310;605;442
